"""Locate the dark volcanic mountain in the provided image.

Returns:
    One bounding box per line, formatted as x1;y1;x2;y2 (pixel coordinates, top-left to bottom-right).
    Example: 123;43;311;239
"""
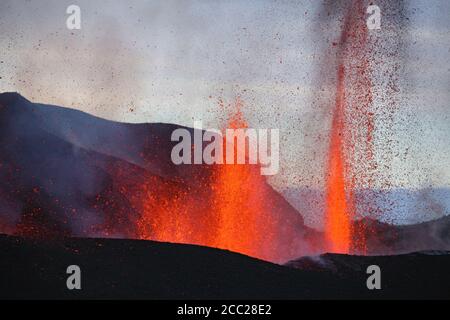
0;92;449;263
0;92;321;263
1;234;449;299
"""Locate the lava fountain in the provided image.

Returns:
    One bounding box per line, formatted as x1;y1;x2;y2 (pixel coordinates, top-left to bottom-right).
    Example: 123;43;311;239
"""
211;97;275;260
325;65;351;254
129;97;294;262
325;0;374;254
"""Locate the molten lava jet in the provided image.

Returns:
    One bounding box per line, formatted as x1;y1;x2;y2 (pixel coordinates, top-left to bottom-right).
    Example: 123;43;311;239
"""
325;65;351;254
211;98;275;260
325;0;374;254
127;97;295;262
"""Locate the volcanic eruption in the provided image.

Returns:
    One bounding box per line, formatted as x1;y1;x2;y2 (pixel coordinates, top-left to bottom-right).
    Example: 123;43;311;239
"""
0;0;448;270
134;97;312;262
0;92;322;263
324;0;377;254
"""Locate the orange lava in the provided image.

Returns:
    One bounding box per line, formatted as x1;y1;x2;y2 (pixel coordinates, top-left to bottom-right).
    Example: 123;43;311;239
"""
325;65;351;254
127;97;282;262
325;0;373;254
211;98;271;259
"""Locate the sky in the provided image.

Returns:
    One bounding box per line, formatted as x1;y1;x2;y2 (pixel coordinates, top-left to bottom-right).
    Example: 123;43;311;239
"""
0;0;449;226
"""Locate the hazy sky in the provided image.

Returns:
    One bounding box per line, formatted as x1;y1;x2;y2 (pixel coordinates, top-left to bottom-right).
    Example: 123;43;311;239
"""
1;0;449;199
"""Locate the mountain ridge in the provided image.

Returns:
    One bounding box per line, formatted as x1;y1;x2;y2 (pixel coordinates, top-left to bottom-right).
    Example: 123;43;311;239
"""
0;92;320;263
